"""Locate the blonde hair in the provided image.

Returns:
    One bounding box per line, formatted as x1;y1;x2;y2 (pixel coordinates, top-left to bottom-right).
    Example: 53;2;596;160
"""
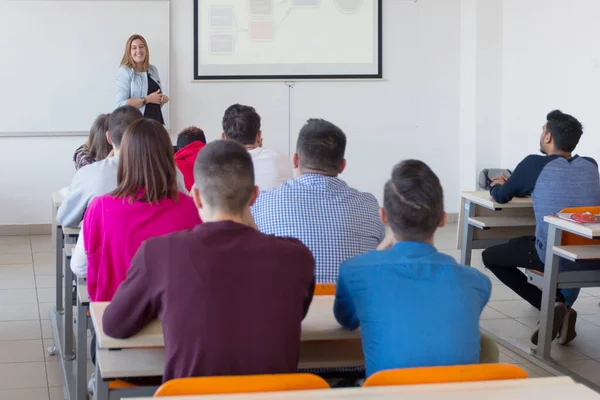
120;34;150;72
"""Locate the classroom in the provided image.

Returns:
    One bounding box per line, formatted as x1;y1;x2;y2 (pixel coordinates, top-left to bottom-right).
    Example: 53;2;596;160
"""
3;0;600;399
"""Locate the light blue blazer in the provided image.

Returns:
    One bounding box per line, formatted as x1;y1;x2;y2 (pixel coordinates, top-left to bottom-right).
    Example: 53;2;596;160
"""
115;64;162;114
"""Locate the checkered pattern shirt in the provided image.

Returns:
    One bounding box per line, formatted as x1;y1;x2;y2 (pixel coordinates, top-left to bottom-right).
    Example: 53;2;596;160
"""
252;174;385;283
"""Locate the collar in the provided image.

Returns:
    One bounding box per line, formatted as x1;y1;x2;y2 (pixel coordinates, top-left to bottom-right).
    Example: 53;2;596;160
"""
295;173;348;190
389;241;438;257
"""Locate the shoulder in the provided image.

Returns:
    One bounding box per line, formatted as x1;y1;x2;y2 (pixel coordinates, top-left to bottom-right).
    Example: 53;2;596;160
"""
581;156;599;167
517;154;551;168
117;66;134;81
271;235;314;264
340;250;383;269
454;263;492;291
149;64;159;73
346;185;380;207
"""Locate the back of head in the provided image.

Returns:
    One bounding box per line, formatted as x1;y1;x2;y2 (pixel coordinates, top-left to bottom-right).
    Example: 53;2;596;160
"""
113;118;178;203
296;119;346;175
384;160;444;242
194;140;255;214
177;126;206;149
546;110;583;152
109;105;143;148
222;104;261;145
88;113;112;161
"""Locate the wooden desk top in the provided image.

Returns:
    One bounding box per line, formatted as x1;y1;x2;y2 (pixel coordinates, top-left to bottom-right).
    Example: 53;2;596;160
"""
90;296;360;350
544;215;600;239
461;191;533;210
125;377;598;400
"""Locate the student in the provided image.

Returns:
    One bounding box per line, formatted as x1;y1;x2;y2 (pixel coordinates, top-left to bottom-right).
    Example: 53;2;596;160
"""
222;104;293;190
58;106;189;229
73;113;112;170
175;126;207;191
252;118;385;283
83;118;201;302
482;110;600;346
333;160;493;377
103;140;315;382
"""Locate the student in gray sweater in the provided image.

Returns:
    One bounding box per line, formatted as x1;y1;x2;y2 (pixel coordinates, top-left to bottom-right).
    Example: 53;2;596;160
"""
57;106;187;229
482;110;600;347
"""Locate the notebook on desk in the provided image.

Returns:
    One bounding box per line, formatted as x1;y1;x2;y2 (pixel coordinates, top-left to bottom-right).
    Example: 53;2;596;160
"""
556;212;600;225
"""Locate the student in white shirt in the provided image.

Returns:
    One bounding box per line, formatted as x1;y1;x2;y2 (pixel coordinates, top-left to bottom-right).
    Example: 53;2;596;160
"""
221;104;293;190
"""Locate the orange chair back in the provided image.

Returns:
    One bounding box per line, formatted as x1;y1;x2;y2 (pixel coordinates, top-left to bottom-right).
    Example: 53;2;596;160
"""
559;207;600;246
314;283;336;295
363;364;528;387
154;374;330;397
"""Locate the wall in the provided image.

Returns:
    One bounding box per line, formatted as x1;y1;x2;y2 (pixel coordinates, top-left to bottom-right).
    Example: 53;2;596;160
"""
502;0;600;168
172;0;464;213
1;0;469;225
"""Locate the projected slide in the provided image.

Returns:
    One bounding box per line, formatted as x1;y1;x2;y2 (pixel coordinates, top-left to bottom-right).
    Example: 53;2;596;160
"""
194;0;382;80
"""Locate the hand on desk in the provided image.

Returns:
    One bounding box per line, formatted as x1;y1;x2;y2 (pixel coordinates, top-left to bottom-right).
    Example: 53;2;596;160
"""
491;173;508;187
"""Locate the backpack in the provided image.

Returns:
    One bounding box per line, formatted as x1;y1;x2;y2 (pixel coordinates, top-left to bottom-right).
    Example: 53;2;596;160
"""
478;168;512;191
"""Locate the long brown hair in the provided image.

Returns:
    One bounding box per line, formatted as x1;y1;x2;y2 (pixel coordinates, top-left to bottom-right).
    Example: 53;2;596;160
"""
120;34;150;72
87;113;112;161
112;118;179;204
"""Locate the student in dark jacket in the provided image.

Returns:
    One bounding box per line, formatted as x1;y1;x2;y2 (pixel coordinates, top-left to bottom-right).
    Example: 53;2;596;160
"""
483;110;600;346
103;140;315;382
174;126;206;191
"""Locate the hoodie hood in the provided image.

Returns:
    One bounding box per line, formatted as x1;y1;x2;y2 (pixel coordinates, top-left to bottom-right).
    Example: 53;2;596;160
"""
175;141;206;161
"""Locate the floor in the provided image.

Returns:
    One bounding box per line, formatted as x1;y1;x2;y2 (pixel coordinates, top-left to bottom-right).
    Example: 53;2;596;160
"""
0;225;598;399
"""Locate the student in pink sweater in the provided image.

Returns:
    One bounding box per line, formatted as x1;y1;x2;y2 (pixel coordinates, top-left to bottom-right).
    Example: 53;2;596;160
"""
84;118;202;302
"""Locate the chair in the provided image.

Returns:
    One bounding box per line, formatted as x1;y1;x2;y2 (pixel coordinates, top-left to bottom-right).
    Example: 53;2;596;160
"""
526;206;600;293
153;374;330;397
314;283;335;295
363;364;528;387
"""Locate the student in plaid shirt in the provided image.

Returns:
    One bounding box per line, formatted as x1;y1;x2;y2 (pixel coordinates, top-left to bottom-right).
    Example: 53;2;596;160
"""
252;118;385;283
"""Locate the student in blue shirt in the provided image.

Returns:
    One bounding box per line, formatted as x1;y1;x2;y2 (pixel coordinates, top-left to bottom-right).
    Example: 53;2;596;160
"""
333;160;494;378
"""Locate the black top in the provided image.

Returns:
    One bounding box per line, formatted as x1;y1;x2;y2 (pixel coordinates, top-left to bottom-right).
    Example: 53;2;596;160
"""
144;75;164;125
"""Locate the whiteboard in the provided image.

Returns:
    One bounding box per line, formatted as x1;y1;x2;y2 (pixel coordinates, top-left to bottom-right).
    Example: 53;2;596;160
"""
0;0;170;134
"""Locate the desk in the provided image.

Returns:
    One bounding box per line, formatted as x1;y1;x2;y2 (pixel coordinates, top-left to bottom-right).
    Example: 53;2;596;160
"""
457;191;534;265
126;376;600;400
537;216;600;359
90;296;360;349
91;296;364;400
75;280;90;400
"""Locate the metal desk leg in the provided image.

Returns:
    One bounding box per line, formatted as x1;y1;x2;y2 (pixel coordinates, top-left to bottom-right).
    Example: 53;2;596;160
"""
63;251;75;360
537;225;562;359
460;200;476;266
55;225;64;313
76;293;88;400
95;352;109;400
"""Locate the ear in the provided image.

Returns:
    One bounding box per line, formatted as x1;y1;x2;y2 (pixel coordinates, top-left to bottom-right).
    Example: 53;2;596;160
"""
292;153;300;169
256;130;263;146
106;131;113;146
338;159;347;174
221;132;226;140
191;184;203;210
438;212;447;228
545;132;553;144
247;185;260;207
379;207;388;225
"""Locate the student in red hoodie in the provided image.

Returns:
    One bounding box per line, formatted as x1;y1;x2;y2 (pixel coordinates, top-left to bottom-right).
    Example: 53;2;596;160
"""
175;126;207;191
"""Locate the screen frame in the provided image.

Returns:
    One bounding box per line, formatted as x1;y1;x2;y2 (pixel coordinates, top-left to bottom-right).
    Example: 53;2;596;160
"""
193;0;383;81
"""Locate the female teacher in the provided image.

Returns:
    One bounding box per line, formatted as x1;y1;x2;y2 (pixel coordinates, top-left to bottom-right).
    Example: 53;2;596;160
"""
116;34;169;124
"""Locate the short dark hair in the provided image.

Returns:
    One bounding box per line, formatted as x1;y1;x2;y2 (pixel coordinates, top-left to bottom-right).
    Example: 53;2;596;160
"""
177;126;206;149
384;160;444;242
108;106;142;148
296;119;346;174
113;118;179;204
546;110;583;152
222;104;261;145
194;140;255;213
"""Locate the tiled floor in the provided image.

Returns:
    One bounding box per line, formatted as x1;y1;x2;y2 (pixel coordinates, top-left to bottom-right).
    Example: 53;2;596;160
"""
0;225;597;399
